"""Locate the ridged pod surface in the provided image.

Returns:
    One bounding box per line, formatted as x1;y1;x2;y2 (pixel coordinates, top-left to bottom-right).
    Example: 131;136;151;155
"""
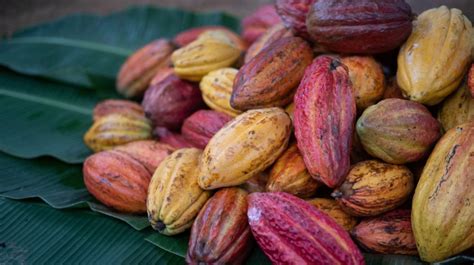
438;83;474;132
147;148;211;235
244;23;293;63
173;26;246;51
266;144;319;198
248;192;365;265
275;0;314;39
114;140;174;174
93;99;144;122
397;6;473;105
412;122;474;262
294;55;356;188
232;37;313;110
307;198;357;231
357;99;440;164
352;209;417;255
200;68;242;117
198;108;291;190
332;160;414;217
181;110;232;149
187;188;252;264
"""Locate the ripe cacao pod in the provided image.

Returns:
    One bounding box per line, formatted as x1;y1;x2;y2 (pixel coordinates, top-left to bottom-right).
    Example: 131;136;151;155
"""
306;0;412;54
438;83;474;133
153;127;195;149
244;23;292;63
231;36;313;110
142;74;204;130
173;26;246;51
171;30;241;81
275;0;314;39
332;160;414;217
83;150;151;213
84;113;152;152
149;67;174;87
241;4;281;44
248;192;365;265
397;6;473;105
198;108;291;190
187;188;252;264
307;198;357;231
469;64;474;97
266;144;319;198
147;148;211;235
412;122;474;262
356;99;441;164
352;209;417;255
181;110;232;149
200;67;242;117
93;99;144;122
294;55;356;188
341;56;385;110
114;140;174;174
117;39;174;98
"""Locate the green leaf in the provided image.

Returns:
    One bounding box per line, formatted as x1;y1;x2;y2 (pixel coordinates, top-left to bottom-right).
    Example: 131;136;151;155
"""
0;198;183;264
146;233;189;258
0;6;240;89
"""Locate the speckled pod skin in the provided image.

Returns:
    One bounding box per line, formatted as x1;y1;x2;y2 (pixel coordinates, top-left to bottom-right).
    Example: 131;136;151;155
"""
231;36;313;110
244;23;292;63
294;55;356;188
247;192;365;265
187;188;252;265
147;148;210;235
438;83;474;133
198;108;291;190
114;140;174;174
275;0;315;39
357;99;441;164
412;122;474;262
93;99;145;122
181;110;232;149
200;68;242;117
241;4;281;44
352;209;417;255
117;39;174;98
306;0;412;54
332;160;414;217
306;198;357;231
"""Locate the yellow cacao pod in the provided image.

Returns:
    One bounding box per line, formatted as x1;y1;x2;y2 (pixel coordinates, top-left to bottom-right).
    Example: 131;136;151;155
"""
438;83;474;133
84;113;152;152
412;122;474;262
397;6;473;105
306;198;357;231
200;68;242;117
172;30;241;81
198;108;291;190
147;148;211;235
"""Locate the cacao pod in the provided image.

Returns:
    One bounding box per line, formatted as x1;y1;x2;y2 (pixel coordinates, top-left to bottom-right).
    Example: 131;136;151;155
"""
397;6;473;105
142;74;204;130
239;171;269;193
438;83;474;132
149;66;174;87
241;4;282;44
231;36;313;110
341;56;385;110
198;108;291;190
173;26;246;51
352;209;417;255
187;188;252;264
332;160;414;217
200;67;242;117
248;192;365;265
147;148;211;235
93;99;144;122
116;39;174;98
306;198;357;231
383;77;404;100
84;113;152;152
275;0;314;39
294;55;356;188
114;140;174;174
356;99;441;164
244;23;292;63
469;64;474;97
83;150;151;213
181;110;232;149
266;143;319;198
171;30;241;81
152;127;195;149
412;122;474;262
306;0;412;54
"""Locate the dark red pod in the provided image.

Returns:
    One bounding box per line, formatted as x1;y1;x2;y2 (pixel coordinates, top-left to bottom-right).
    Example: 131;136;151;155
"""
275;0;315;39
306;0;413;54
153;126;195;149
294;55;356;188
187;188;252;265
182;110;232;149
241;4;282;44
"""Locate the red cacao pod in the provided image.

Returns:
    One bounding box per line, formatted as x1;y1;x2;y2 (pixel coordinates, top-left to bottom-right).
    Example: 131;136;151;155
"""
187;188;252;264
93;99;145;122
248;192;365;265
114;140;174;174
182;110;232;149
152;127;195;149
244;23;293;63
352;209;417;255
149;67;174;87
294;55;356;188
142;74;204;130
275;0;315;39
241;4;282;44
306;0;413;54
83;150;151;213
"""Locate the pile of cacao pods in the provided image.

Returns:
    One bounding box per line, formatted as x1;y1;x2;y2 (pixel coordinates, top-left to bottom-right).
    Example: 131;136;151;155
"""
82;0;474;264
